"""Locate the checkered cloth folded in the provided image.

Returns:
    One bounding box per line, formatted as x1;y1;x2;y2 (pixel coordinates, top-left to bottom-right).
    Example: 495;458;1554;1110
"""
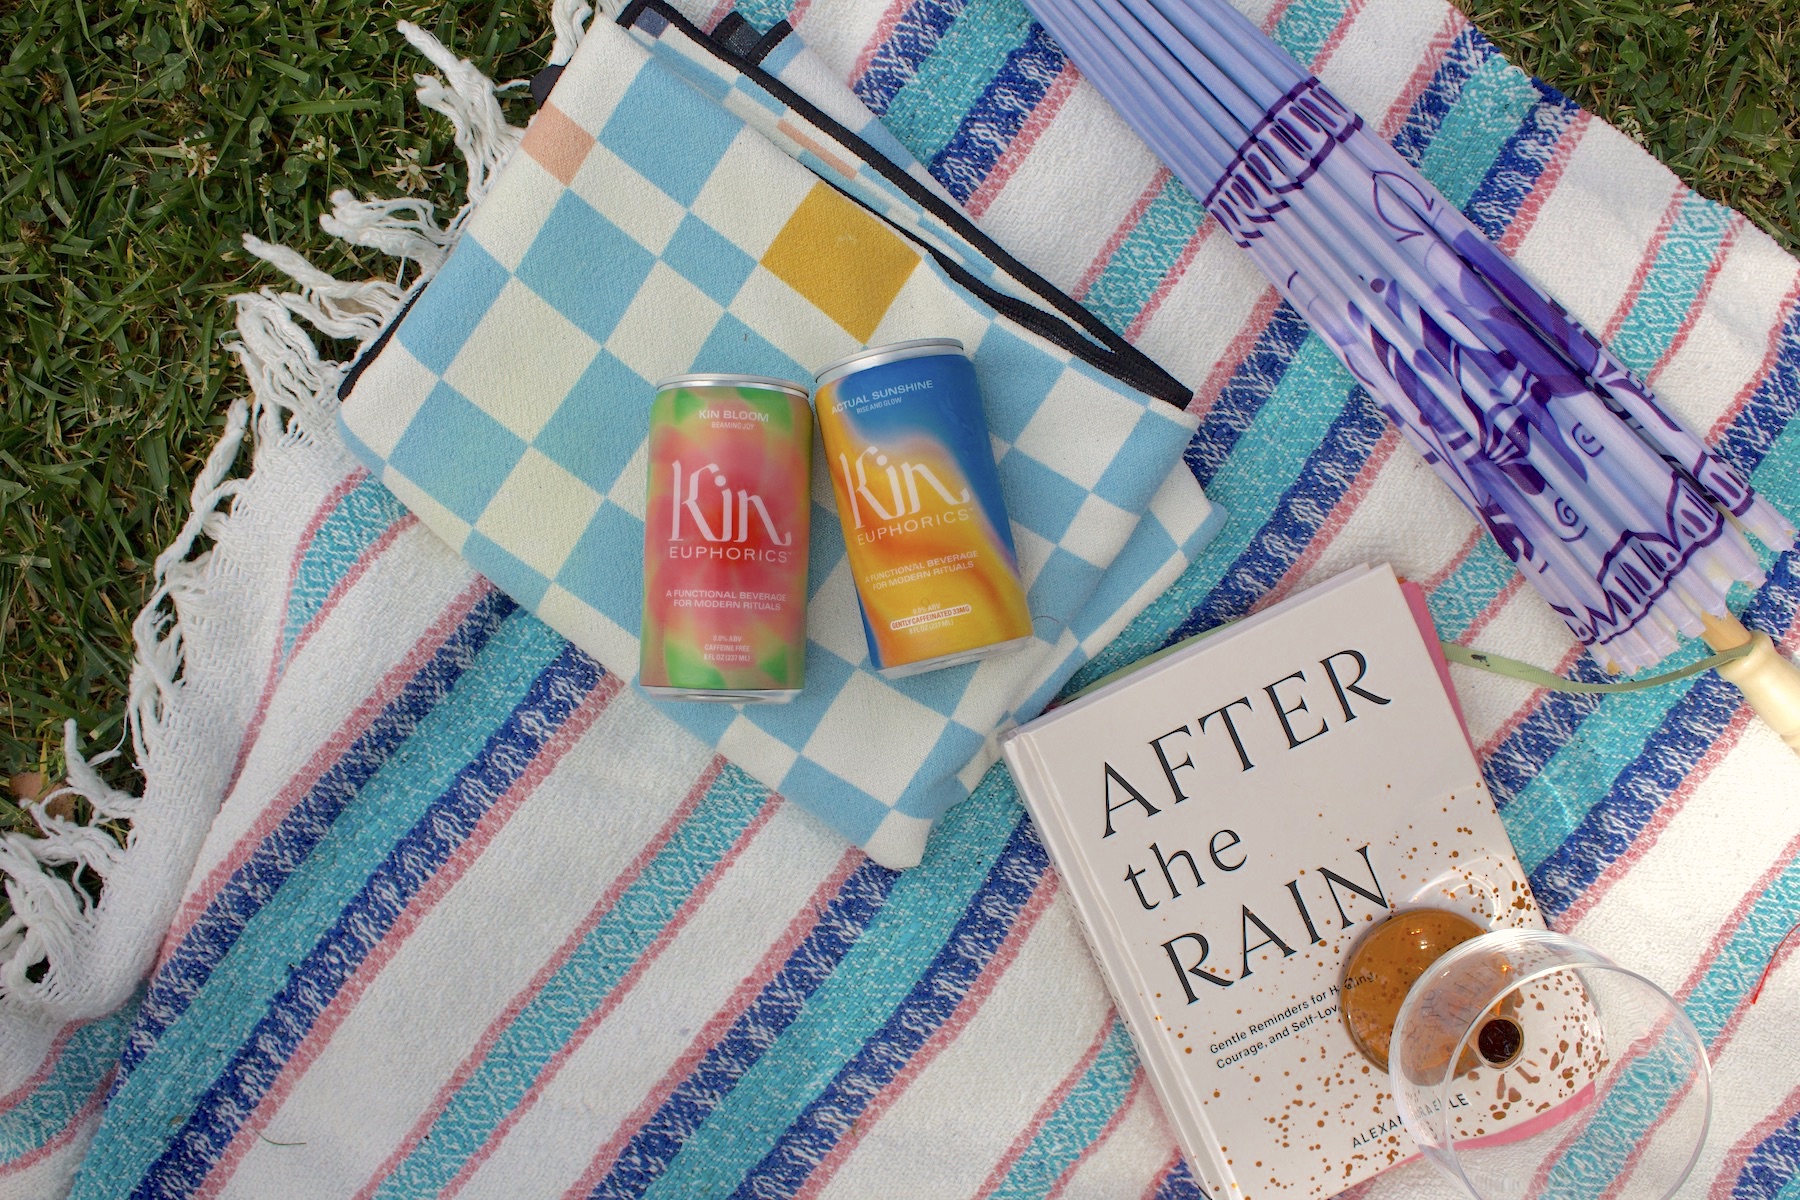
337;12;1219;869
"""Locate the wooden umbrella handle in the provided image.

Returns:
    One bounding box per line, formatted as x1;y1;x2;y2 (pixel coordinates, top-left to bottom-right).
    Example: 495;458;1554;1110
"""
1701;613;1800;755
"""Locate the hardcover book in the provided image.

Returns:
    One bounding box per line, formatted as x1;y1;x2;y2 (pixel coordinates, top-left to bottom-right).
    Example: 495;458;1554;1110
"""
1001;565;1545;1199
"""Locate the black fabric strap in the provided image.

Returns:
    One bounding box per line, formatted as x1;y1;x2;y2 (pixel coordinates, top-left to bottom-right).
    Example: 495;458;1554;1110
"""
621;0;1194;407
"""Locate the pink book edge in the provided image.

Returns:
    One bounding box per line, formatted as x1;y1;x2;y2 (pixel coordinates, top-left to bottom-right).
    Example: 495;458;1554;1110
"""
1400;579;1476;759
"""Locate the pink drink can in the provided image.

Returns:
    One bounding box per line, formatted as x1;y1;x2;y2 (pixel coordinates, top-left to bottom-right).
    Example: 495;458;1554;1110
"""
641;374;812;703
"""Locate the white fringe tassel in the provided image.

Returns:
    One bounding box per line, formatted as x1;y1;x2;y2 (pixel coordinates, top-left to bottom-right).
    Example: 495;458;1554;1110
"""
551;0;596;65
0;22;528;1012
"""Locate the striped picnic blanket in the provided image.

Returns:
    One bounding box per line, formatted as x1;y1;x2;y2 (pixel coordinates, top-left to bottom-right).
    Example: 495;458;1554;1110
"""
3;0;1797;1196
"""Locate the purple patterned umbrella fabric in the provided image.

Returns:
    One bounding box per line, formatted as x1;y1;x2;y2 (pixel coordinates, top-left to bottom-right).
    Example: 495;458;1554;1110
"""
1023;0;1795;672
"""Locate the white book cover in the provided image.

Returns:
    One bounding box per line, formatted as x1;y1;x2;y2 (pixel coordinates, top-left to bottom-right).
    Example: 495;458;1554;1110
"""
1001;565;1546;1200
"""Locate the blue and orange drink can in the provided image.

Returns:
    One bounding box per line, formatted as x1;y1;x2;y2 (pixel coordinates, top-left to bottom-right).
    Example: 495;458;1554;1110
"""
813;339;1033;677
641;374;811;703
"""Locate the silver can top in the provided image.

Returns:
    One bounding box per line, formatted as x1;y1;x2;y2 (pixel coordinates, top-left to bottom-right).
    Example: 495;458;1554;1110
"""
813;338;966;390
653;373;811;400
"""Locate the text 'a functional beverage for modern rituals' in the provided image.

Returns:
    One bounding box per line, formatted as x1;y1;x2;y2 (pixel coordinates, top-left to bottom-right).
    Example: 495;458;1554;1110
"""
641;374;812;703
813;339;1032;678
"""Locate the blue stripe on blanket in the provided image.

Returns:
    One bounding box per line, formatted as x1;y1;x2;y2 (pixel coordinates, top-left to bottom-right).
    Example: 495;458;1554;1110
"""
1419;55;1545;213
1390;28;1489;170
589;858;901;1198
854;0;968;117
1154;1156;1210;1200
1524;555;1799;920
1545;857;1800;1194
730;812;1050;1195
114;587;517;1086
1185;303;1315;486
927;21;1064;204
880;0;1036;165
78;603;585;1197
1460;75;1575;241
282;474;411;658
988;1018;1140;1198
1735;1106;1800;1200
0;1005;133;1167
371;764;774;1198
1167;343;1386;642
125;636;607;1200
613;778;1025;1196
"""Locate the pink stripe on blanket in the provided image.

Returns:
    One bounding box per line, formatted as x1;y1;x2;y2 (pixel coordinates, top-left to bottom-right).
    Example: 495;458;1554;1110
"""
348;754;728;1199
1647;215;1745;386
974;1014;1115;1198
1073;169;1172;303
1710;274;1800;442
1499;112;1592;255
848;0;917;89
966;62;1080;219
0;1071;111;1179
1307;0;1369;76
1126;221;1218;345
1602;188;1688;345
1140;1149;1187;1200
1190;287;1282;418
161;578;494;962
1260;0;1296;34
1045;1074;1147;1200
791;869;1063;1199
1553;703;1758;932
225;470;410;794
1255;425;1404;611
0;1023;81;1117
197;672;625;1200
1378;8;1467;142
559;848;867;1199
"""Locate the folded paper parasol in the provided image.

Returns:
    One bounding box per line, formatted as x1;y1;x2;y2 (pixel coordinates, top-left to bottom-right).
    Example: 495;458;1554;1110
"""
1022;0;1800;747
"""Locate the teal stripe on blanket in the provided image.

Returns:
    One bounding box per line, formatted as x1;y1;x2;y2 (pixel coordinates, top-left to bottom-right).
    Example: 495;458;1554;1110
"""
1501;663;1702;871
82;609;565;1189
1424;539;1517;641
641;777;1024;1197
1545;857;1800;1194
989;1018;1141;1199
372;765;772;1199
1079;181;1208;338
1418;55;1544;211
880;0;1037;165
1269;0;1349;67
282;474;411;658
0;1005;134;1166
1610;192;1735;376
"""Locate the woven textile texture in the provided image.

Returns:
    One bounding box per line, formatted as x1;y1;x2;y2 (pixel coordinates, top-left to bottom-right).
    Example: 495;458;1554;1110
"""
3;0;1798;1196
337;13;1219;871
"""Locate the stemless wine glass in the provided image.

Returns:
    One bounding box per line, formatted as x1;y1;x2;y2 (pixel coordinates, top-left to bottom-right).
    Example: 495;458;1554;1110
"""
1387;929;1710;1200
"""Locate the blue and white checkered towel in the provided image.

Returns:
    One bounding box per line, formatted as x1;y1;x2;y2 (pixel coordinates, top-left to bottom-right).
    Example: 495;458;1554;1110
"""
336;11;1219;868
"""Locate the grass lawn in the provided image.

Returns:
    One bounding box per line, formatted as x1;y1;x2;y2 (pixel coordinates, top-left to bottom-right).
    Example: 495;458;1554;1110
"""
1;0;1795;847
